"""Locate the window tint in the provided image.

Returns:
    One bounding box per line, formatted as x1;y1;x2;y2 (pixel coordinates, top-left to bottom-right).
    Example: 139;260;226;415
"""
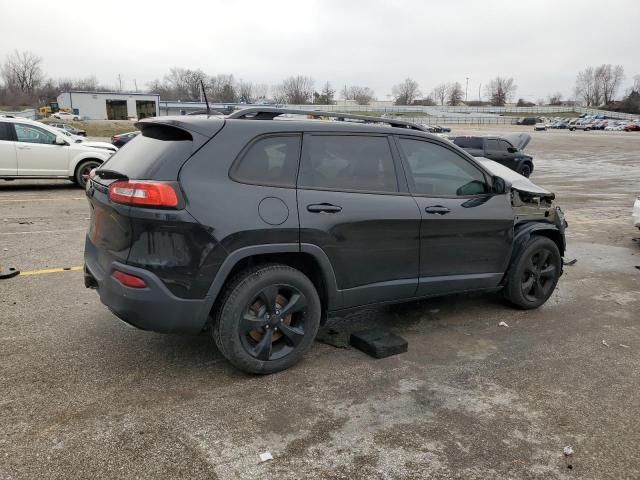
486;139;501;151
398;138;488;196
14;124;56;145
499;140;512;152
231;135;301;187
0;123;13;141
453;137;483;149
300;135;398;193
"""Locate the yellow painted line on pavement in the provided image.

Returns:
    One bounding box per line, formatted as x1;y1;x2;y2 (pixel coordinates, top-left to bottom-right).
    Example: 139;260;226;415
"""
19;266;83;276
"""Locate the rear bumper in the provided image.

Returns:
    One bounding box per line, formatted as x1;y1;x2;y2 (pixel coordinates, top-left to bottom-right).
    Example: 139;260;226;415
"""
84;236;211;334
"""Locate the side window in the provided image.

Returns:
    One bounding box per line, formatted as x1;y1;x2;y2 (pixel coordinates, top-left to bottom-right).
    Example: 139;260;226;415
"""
0;123;13;141
398;138;489;196
499;140;512;152
230;135;301;187
14;124;56;145
299;135;398;193
485;139;500;151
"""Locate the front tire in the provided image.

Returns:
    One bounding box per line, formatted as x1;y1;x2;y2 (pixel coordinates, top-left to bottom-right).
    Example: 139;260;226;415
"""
74;160;101;188
518;163;532;178
504;236;561;309
213;264;321;374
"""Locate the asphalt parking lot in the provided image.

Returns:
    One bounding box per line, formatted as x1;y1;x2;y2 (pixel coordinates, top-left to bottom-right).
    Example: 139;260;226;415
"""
1;128;639;479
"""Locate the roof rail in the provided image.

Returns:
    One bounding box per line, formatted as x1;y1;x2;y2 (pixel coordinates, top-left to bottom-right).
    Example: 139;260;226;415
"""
227;107;430;132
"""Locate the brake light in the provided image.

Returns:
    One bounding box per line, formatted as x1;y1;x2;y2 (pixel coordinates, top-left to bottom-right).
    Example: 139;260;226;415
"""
108;180;179;208
112;270;147;288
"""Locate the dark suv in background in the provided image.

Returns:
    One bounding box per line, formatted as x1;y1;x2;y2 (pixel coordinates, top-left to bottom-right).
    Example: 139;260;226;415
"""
84;108;566;374
452;134;534;177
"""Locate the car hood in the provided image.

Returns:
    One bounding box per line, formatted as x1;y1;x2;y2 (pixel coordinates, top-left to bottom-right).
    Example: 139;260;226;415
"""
476;158;554;198
503;133;531;150
81;140;117;150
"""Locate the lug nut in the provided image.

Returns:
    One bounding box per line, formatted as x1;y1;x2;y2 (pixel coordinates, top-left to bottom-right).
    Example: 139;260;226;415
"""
265;325;269;329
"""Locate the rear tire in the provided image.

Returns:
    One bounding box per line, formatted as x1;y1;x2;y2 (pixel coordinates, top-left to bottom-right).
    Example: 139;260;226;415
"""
213;264;321;374
504;236;561;309
74;160;101;188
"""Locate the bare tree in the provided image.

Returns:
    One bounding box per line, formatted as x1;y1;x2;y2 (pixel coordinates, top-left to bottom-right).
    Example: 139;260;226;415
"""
547;92;563;105
575;65;624;106
484;77;517;106
1;50;43;93
276;76;314;104
575;67;598;106
430;84;448;105
208;74;236;102
596;64;624;105
446;82;464;106
634;74;640;92
392;78;421;105
237;80;254;103
341;85;375;105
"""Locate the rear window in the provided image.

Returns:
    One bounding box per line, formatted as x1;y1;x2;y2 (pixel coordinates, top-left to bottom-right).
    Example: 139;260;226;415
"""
100;125;193;179
453;137;483;149
230;134;301;187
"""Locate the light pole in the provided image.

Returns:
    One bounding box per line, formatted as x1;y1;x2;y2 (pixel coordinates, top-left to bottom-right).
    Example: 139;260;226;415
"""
465;77;469;102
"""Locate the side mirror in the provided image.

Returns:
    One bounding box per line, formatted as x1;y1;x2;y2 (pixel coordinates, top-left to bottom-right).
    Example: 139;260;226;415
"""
507;147;518;153
55;135;67;146
492;176;509;195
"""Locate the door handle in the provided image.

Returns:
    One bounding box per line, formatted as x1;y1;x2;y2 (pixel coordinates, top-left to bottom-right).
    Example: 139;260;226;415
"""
425;205;450;215
17;145;32;150
307;203;342;213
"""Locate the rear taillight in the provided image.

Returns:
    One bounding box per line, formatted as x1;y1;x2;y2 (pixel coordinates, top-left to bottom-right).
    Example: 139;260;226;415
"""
112;270;147;289
108;180;179;208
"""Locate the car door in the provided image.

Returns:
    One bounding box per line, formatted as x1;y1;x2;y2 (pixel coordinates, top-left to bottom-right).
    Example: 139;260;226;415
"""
13;123;69;176
297;132;421;308
0;122;17;175
484;138;507;163
395;136;514;297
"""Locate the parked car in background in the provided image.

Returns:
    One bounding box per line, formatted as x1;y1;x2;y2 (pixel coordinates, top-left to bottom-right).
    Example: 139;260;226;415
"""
624;122;640;132
0;117;114;187
51;111;80;121
452;134;534;177
52;128;118;153
49;123;86;136
111;131;140;147
517;117;540;126
570;120;593;131
534;122;547;131
84;108;566;374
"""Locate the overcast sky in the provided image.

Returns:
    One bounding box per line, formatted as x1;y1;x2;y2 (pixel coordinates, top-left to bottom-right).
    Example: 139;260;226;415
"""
2;0;638;101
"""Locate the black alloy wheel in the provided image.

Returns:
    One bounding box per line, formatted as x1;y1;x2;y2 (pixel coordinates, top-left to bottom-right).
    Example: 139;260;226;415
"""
239;285;308;361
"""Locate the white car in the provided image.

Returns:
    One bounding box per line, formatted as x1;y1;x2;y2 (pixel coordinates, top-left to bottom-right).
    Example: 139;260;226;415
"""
633;197;640;230
534;122;547;131
52;111;80;121
0;117;116;187
52;128;118;153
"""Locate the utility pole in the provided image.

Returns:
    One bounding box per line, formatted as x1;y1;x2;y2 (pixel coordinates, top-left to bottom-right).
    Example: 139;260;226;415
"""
133;79;138;92
478;83;482;102
465;77;469;102
117;74;122;91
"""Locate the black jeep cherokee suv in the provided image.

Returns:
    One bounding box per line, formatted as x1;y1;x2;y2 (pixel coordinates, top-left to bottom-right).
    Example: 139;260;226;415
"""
84;108;566;374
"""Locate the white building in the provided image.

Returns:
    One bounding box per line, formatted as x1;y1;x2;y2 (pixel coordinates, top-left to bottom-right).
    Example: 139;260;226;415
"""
56;91;160;120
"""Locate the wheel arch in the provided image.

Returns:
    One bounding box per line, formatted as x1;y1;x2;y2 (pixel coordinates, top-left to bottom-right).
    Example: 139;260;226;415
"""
205;244;340;324
501;223;565;285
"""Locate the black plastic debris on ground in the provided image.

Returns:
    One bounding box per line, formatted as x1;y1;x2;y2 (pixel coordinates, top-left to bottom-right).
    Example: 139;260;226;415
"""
0;266;20;279
349;329;408;359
